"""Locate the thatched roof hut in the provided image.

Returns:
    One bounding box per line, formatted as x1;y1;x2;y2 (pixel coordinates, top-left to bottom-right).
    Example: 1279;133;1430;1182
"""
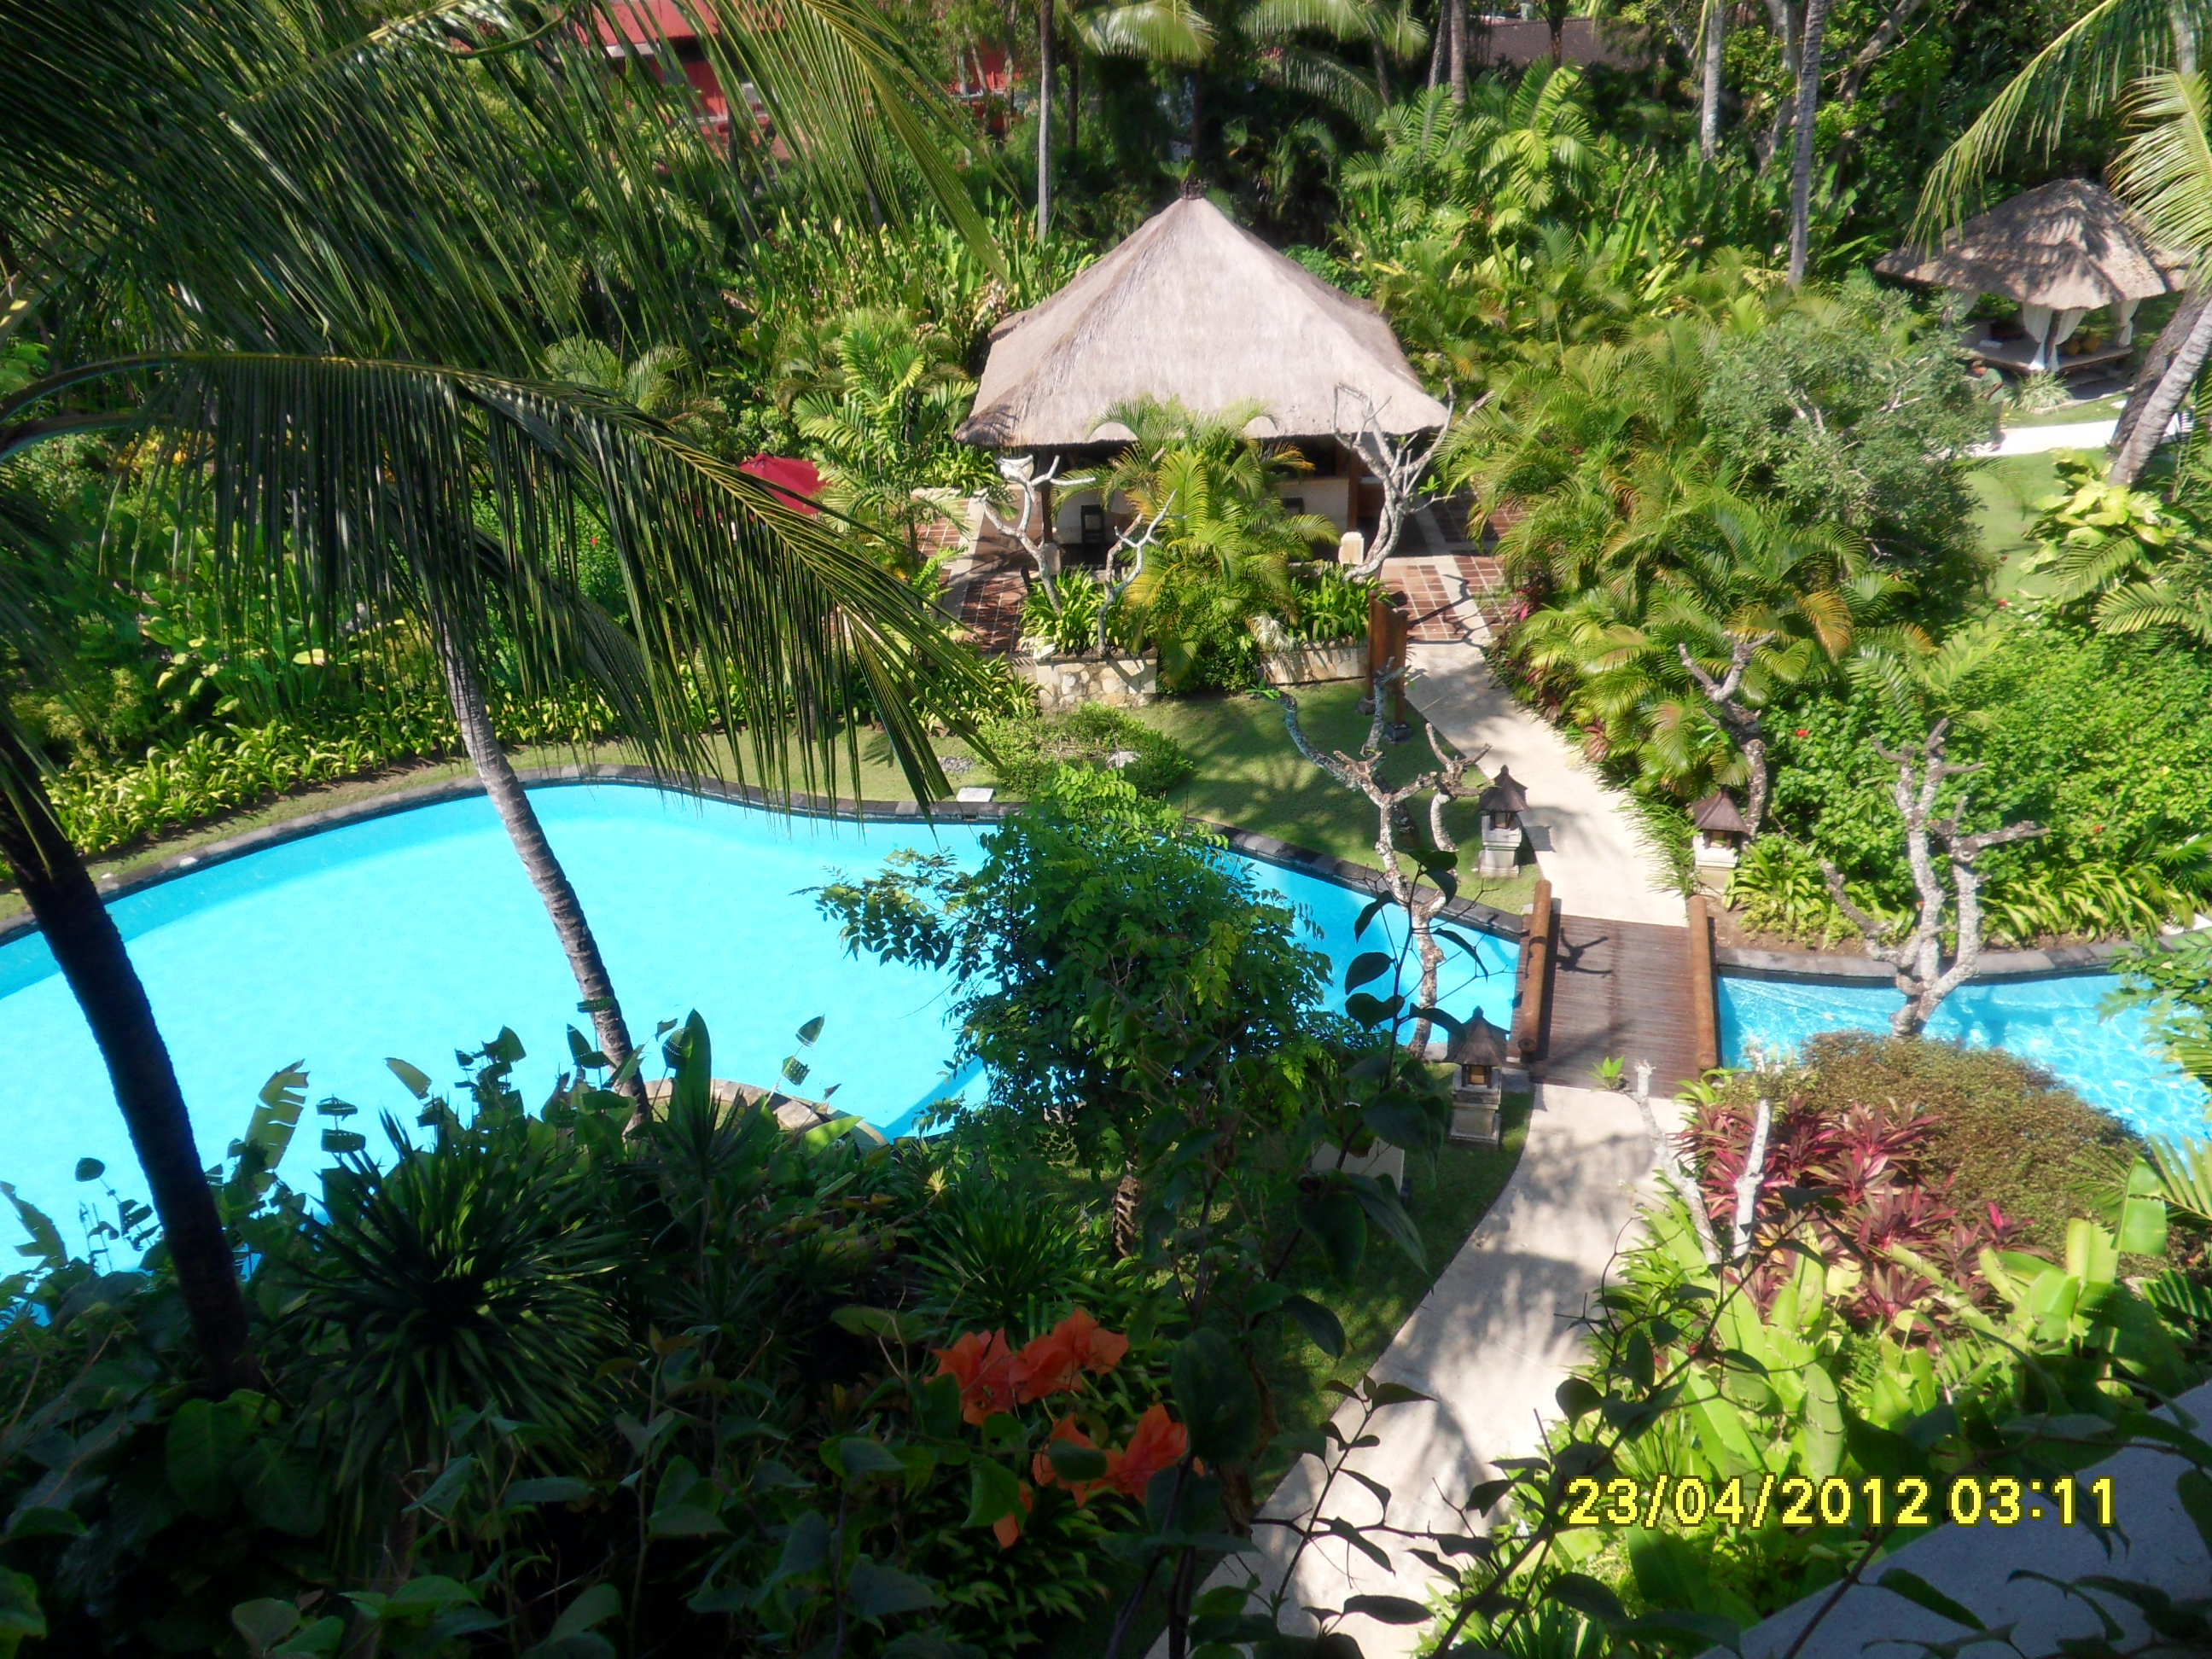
1877;180;2182;311
956;191;1449;450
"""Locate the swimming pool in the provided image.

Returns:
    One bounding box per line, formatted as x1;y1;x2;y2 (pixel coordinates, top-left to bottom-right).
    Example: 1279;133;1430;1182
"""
0;784;1517;1232
1718;970;2212;1144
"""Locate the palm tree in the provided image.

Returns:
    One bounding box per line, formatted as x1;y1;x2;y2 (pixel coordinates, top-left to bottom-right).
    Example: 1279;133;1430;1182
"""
1785;0;1834;284
1922;2;2212;483
0;0;989;1390
1092;399;1335;686
1515;487;1887;817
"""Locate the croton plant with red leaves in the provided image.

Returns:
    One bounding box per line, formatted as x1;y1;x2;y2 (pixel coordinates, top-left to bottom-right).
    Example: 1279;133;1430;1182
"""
930;1311;1186;1548
1683;1091;2026;1337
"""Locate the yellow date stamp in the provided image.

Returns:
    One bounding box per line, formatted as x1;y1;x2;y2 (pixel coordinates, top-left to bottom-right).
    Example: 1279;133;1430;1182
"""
1561;1474;2117;1530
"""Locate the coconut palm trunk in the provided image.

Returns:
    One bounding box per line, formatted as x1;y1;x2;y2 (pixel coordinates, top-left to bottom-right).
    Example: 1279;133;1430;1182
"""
1699;0;1726;160
0;725;257;1392
1038;0;1056;236
2110;294;2212;486
1786;0;1831;284
429;617;645;1105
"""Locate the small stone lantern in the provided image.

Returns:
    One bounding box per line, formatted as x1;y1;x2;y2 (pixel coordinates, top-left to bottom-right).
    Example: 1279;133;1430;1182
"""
1476;766;1529;878
1690;790;1750;870
1446;1011;1508;1144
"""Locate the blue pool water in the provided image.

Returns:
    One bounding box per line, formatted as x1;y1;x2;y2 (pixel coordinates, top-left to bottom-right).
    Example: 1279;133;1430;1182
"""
0;784;1516;1234
1718;971;2212;1144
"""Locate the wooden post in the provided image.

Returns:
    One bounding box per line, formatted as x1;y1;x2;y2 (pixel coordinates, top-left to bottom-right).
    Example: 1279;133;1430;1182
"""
1686;891;1720;1076
1511;876;1554;1066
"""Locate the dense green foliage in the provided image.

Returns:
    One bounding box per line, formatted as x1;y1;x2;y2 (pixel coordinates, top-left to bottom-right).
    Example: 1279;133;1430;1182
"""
1433;1035;2208;1649
1747;620;2212;942
980;702;1197;799
2;781;1482;1654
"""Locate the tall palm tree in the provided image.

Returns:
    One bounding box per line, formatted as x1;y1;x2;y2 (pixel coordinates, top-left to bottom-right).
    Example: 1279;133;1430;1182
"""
0;0;990;1390
1922;1;2212;483
1785;0;1833;284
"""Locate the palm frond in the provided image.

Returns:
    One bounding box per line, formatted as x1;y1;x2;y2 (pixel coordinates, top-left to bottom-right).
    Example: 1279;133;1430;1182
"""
1916;0;2198;238
2112;67;2212;258
11;353;980;801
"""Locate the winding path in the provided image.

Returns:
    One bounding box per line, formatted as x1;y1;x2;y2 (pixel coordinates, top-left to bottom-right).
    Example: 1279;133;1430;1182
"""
1153;642;1691;1656
1405;643;1684;929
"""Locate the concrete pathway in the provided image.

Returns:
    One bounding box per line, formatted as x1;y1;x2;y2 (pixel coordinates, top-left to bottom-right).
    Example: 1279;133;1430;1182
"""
1152;1085;1666;1657
1405;642;1685;928
1976;416;2118;457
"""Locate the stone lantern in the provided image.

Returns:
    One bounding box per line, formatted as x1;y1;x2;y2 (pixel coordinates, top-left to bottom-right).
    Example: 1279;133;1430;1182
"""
1446;1010;1508;1144
1476;766;1529;878
1691;790;1750;870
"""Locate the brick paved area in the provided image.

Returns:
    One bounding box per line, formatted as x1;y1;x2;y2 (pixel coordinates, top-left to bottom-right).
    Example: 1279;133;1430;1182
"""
1382;553;1505;644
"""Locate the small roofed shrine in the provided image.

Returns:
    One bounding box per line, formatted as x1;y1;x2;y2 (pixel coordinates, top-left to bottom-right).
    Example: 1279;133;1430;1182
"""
1876;179;2187;375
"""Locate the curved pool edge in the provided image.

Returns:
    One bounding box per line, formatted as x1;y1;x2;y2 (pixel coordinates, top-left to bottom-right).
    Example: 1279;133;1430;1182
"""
4;761;1531;949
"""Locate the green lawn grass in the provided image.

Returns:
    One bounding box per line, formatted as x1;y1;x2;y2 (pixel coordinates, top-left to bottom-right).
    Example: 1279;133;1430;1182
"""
1971;451;2063;600
1132;684;1542;914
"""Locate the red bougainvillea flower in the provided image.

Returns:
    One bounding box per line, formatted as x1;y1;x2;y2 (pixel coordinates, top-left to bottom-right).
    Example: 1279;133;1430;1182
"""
1057;1308;1130;1375
1794;728;1810;738
934;1330;1019;1424
993;1481;1034;1550
1012;1330;1084;1402
1031;1416;1103;1506
1103;1404;1189;1499
1012;1310;1131;1402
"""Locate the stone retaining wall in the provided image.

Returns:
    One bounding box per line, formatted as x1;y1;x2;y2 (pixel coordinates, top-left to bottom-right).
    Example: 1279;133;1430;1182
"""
1010;650;1157;711
1259;642;1365;686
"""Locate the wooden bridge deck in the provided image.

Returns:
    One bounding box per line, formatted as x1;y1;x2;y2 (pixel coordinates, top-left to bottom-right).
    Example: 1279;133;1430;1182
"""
1534;914;1705;1095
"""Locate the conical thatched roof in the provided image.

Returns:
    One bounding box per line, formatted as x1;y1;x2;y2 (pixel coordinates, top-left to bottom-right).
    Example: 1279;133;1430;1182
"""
956;194;1450;448
1876;179;2186;311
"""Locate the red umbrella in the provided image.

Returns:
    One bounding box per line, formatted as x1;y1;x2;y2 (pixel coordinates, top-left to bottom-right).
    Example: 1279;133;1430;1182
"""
739;454;822;515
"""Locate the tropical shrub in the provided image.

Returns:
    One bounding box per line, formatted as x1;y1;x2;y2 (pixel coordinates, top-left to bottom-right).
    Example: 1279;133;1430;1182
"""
1285;563;1376;646
1694;1033;2132;1274
1093;399;1335;693
1697;275;1992;562
1684;1067;2024;1333
981;702;1196;800
1018;570;1126;656
1756;619;2212;944
2113;930;2212;1090
0;1022;1190;1656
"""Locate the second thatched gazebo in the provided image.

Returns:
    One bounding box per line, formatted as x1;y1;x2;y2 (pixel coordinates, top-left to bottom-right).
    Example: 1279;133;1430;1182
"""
1877;178;2187;375
957;188;1448;543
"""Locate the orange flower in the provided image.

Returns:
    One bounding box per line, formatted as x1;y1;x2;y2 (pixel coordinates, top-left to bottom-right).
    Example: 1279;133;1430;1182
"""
1012;1310;1130;1402
1103;1403;1189;1499
992;1481;1034;1549
1012;1329;1084;1402
1030;1416;1103;1506
933;1330;1019;1425
1057;1308;1130;1376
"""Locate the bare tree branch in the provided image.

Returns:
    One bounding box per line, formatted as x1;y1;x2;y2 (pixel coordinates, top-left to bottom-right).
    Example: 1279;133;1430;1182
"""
977;453;1091;602
1823;719;2043;1033
1334;386;1451;580
1278;678;1481;1054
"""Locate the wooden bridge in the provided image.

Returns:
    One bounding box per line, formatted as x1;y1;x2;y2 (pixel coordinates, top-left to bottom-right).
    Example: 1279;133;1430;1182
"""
1512;889;1717;1097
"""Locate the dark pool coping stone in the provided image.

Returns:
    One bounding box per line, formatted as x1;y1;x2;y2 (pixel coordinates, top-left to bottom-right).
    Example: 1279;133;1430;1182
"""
1716;938;2135;986
1;764;1528;949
